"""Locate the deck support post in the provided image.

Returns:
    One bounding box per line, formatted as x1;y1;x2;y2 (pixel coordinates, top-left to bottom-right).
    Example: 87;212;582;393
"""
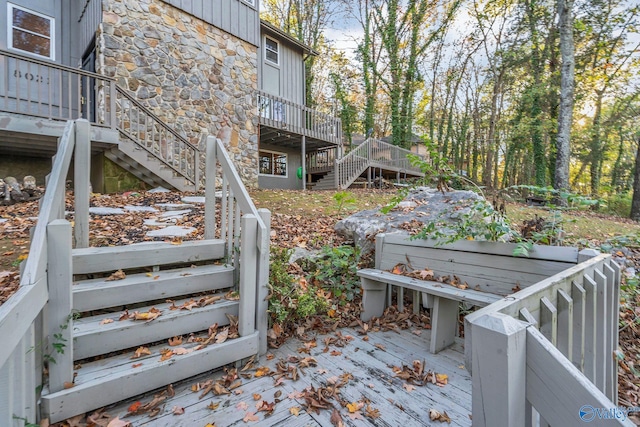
301;135;306;190
470;312;527;427
257;208;271;355
74;119;90;249
47;219;74;393
239;214;257;338
204;136;216;240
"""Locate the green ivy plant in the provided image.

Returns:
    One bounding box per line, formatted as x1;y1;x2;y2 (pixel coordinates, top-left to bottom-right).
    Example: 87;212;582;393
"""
267;247;328;327
308;245;360;303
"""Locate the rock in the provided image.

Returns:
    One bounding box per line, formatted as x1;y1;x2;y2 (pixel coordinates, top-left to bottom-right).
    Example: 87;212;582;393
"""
161;209;192;218
146;226;196;237
335;187;513;255
124;205;159;213
22;176;36;190
156;203;195;211
148;186;170;193
89;207;126;215
181;196;206;204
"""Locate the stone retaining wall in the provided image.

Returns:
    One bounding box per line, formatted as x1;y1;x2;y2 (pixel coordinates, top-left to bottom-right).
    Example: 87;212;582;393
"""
97;0;259;187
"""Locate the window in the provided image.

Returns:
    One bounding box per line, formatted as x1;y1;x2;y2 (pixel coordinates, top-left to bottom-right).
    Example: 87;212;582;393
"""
8;3;55;60
265;37;279;65
259;150;287;177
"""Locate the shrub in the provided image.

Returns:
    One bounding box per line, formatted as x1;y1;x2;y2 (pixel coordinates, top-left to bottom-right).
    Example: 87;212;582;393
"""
308;245;360;303
267;247;328;327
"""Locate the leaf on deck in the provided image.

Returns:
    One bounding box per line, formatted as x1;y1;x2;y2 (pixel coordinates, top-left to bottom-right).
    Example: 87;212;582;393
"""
105;269;126;281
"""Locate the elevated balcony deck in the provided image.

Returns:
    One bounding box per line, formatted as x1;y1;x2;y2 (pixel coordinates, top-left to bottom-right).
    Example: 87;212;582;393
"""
257;90;342;150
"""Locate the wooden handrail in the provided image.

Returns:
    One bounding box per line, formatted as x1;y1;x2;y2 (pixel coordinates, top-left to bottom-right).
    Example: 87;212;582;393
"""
115;87;198;151
466;253;624;426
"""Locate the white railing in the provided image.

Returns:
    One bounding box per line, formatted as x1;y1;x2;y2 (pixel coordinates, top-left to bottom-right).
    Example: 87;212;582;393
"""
205;136;271;354
257;90;342;146
306;146;339;173
0;120;90;427
0;49;116;127
466;253;632;426
115;87;199;189
0;49;199;190
334;137;425;189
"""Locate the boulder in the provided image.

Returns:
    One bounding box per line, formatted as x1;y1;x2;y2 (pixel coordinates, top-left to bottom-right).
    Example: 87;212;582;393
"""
335;187;513;255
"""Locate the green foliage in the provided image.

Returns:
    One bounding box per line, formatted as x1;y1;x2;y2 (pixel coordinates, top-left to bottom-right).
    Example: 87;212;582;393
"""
41;311;79;365
511;185;600;209
333;191;357;215
268;247;328;326
411;199;513;244
12;416;39;427
308;245;360;303
602;192;632;217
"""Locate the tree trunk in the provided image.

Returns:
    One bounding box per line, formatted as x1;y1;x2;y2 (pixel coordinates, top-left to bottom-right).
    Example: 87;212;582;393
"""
554;0;574;205
630;137;640;221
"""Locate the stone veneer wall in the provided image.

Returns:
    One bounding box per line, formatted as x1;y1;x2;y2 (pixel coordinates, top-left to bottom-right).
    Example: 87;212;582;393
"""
97;0;259;187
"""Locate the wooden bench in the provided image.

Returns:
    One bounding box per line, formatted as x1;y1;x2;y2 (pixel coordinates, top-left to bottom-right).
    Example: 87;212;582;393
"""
358;233;589;354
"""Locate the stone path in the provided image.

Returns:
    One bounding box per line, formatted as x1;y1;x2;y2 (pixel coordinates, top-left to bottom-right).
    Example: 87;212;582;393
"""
87;189;209;238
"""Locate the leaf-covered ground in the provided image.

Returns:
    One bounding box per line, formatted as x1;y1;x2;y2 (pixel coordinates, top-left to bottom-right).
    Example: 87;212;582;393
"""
1;188;640;425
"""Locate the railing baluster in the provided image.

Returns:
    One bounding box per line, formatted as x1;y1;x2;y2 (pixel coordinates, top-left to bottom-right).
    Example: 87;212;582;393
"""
571;281;586;372
593;268;608;394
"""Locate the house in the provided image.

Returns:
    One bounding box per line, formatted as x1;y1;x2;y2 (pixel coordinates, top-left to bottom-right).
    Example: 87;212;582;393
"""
0;0;344;192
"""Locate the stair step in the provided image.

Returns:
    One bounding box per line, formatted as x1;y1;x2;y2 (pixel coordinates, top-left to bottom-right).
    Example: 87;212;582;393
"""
42;331;259;423
73;240;225;274
73;294;238;360
73;264;234;312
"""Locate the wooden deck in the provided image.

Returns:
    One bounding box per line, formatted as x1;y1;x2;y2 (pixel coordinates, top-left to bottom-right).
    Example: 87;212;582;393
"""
102;327;472;426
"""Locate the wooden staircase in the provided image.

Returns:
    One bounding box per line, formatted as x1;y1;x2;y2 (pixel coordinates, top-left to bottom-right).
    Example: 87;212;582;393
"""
5;124;272;424
41;240;258;423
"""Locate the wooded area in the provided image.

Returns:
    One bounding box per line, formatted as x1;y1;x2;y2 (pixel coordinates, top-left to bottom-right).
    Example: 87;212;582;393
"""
260;0;640;217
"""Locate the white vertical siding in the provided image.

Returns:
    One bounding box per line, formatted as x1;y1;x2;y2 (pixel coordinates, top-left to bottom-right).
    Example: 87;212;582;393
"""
260;35;305;105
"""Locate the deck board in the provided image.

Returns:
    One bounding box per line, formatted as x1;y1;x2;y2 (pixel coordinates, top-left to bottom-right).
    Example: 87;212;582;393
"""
103;328;472;426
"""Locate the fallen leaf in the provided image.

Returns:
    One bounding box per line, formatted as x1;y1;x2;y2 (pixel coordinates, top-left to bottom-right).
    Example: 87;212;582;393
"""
290;407;300;416
159;349;174;361
403;383;416;392
207;401;220;410
100;318;114;325
374;343;386;351
346;402;361;413
243;412;259;422
436;373;449;385
168;336;183;346
253;393;262;401
365;405;381;419
173;347;192;355
105;269;126;281
429;409;452;423
215;328;229;344
63;381;75;389
106;417;131;427
330;408;344;426
131;363;142;368
127;401;142;413
172;406;184;415
131;346;151;359
254;366;271;377
237;402;249;410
